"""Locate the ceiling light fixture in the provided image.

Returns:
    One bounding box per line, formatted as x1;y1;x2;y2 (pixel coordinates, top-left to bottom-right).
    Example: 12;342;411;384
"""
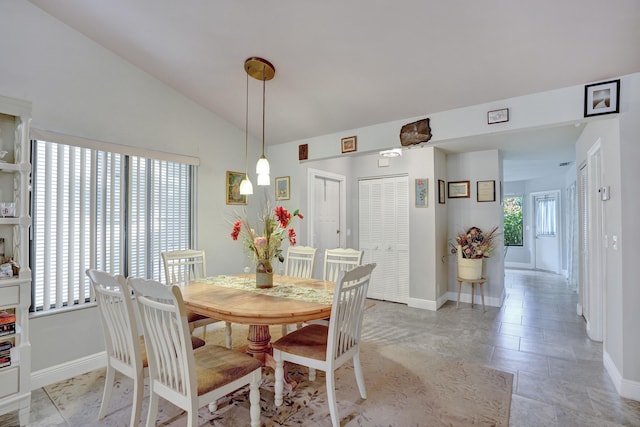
245;57;275;186
239;70;253;195
379;148;402;158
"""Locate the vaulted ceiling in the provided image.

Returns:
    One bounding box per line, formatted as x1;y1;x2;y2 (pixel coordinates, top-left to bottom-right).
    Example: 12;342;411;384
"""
27;0;640;180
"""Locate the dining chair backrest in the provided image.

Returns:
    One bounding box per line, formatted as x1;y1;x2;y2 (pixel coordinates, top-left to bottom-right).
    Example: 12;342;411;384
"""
284;246;317;279
86;269;144;427
323;248;364;282
129;277;197;399
327;263;376;365
162;249;206;285
129;277;262;427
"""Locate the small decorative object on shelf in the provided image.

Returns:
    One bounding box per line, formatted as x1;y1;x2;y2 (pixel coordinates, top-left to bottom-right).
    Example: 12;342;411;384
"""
231;203;303;289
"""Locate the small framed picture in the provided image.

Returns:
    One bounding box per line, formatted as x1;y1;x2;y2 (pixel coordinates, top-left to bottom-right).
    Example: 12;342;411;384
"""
584;79;620;117
275;176;290;201
226;171;247;205
298;143;308;161
488;108;509;124
477;180;496;202
448;180;470;199
341;136;357;153
438;179;446;204
415;178;428;207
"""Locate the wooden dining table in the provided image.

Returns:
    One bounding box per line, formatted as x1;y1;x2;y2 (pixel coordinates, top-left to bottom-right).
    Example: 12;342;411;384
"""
179;274;335;367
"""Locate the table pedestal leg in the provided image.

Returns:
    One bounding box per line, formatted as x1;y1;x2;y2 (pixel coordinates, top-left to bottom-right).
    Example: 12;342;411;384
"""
246;325;296;390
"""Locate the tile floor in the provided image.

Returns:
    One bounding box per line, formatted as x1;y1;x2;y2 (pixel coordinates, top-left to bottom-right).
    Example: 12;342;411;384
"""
1;268;639;426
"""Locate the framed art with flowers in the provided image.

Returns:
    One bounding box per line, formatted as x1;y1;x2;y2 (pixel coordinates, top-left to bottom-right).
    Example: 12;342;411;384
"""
275;176;290;200
226;171;247;205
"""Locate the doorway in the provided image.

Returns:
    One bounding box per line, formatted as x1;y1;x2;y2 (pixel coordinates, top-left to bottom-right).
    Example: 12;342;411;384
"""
307;168;346;278
532;190;561;273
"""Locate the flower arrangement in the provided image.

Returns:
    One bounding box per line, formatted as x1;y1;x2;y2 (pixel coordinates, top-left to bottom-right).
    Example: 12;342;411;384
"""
230;205;303;264
451;226;500;259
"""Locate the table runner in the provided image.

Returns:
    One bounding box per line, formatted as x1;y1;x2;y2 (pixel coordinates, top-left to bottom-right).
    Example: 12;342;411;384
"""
198;275;334;305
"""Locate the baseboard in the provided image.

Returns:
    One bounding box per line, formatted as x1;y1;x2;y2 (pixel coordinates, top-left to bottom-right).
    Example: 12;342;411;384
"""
604;351;640;402
31;351;106;390
504;262;534;269
408;297;437;311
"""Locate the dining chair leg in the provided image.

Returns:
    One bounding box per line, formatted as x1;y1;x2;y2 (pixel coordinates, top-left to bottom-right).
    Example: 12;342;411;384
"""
309;367;316;381
98;365;115;420
145;391;160;427
249;370;261;427
274;355;285;407
208;401;218;412
353;351;367;399
281;324;289;336
130;370;144;427
326;370;340;427
225;322;233;349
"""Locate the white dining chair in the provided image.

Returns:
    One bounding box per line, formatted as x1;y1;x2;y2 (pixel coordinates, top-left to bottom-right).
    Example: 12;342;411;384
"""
129;277;262;427
87;269;205;426
162;249;232;347
323;248;364;282
273;263;376;427
281;246;318;335
87;269;146;427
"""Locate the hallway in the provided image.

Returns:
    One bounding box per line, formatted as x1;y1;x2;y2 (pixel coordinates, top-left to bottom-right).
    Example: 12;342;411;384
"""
362;268;640;426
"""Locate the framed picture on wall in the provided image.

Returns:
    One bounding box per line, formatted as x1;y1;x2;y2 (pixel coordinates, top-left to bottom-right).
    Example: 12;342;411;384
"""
477;180;496;202
415;178;427;207
584;79;620;117
438;179;446;204
225;171;247;205
448;180;470;198
275;176;290;200
341;136;357;153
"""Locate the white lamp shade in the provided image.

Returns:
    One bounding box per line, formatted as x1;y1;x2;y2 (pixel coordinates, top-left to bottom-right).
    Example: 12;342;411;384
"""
255;156;270;175
257;173;270;186
239;176;253;195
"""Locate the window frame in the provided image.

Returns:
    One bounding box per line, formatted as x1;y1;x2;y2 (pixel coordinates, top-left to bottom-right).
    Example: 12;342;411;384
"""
29;130;198;313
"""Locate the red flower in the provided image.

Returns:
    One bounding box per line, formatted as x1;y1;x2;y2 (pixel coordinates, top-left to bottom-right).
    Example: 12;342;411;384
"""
274;206;291;228
297;213;304;220
288;228;297;246
230;221;242;240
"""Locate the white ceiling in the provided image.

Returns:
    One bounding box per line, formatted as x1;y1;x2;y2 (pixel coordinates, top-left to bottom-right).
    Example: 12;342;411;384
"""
27;0;640;181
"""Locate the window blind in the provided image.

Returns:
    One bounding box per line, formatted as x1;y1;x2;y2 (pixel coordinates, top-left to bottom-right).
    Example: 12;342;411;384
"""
31;138;194;312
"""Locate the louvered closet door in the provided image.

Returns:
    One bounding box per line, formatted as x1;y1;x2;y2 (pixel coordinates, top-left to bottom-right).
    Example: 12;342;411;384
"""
359;176;409;303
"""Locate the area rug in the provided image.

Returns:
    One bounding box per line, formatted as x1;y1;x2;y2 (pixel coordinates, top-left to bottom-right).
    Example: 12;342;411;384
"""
44;325;512;426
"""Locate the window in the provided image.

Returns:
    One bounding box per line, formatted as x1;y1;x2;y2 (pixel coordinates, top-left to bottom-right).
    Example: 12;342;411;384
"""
535;195;557;237
503;195;523;246
31;138;195;312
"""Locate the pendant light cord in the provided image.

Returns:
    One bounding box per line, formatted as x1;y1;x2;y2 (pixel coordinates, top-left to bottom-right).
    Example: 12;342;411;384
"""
261;66;266;156
245;71;249;175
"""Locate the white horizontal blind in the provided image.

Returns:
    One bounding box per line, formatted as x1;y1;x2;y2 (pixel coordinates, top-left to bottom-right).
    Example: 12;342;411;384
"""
32;139;193;312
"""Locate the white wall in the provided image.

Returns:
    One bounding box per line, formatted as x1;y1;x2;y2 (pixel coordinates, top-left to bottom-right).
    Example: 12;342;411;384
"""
446;150;504;304
1;0;255;373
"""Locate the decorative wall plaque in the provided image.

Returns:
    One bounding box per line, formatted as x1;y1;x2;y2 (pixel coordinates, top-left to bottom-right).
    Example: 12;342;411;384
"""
400;118;432;146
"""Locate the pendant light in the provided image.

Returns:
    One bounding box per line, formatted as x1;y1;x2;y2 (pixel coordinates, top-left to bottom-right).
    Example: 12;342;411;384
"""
244;57;275;186
239;70;253;195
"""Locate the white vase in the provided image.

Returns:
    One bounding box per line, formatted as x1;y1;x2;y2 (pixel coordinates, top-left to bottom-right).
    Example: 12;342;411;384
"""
457;246;483;280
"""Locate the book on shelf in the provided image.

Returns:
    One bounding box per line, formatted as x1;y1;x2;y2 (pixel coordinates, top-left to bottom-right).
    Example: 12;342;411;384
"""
0;340;11;352
0;310;16;325
0;323;16;336
0;360;10;369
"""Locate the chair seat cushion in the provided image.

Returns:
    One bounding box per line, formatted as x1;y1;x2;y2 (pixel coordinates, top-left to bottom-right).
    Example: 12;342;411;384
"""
193;344;262;396
272;323;328;361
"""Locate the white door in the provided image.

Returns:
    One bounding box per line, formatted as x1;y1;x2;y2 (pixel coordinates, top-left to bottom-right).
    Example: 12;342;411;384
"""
308;169;346;279
533;191;560;273
359;176;409;303
585;141;604;342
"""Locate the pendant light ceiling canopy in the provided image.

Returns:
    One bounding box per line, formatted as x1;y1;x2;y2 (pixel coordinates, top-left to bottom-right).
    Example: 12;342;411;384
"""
245;57;275;186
